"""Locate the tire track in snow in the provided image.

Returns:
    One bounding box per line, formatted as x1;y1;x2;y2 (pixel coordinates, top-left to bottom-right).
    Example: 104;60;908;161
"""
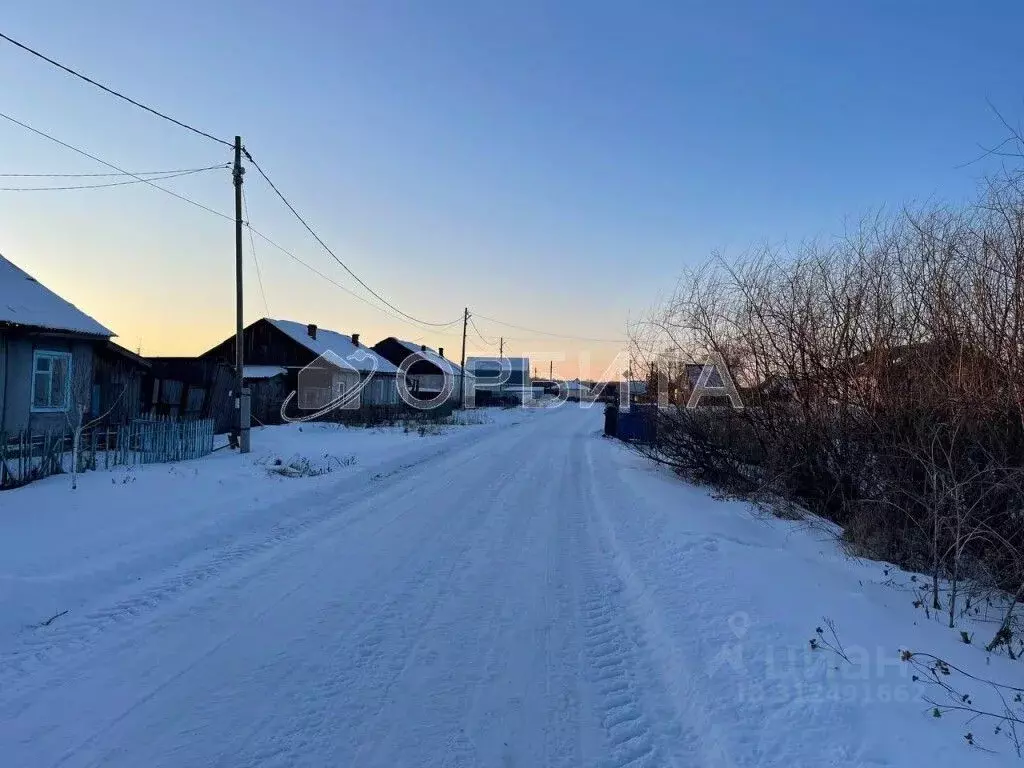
580;588;660;768
234;460;528;767
18;454;507;768
580;435;742;768
0;424;525;700
5;421;558;768
197;423;564;767
344;460;543;767
560;430;670;768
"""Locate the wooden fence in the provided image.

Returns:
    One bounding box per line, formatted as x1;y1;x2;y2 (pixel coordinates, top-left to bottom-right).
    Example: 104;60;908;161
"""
0;416;215;490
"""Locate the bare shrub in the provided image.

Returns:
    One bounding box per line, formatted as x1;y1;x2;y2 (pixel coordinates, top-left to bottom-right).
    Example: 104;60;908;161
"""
633;168;1024;648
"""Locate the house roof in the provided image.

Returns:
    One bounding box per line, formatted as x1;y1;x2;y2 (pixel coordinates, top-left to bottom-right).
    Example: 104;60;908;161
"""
392;339;473;377
467;356;530;372
266;319;398;374
100;341;151;368
0;253;113;337
243;365;287;379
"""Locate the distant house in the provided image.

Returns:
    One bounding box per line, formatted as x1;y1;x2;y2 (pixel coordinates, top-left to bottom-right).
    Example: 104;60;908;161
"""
838;340;999;410
638;362;728;405
628;380;649;397
200;319;400;418
743;374;797;404
531;378;557;394
372;337;473;405
0;253;146;433
591;381;619;401
467;356;532;403
561;379;591;401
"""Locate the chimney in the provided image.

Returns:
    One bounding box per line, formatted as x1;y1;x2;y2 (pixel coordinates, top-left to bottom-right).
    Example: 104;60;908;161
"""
438;347;444;358
351;333;360;347
307;323;317;340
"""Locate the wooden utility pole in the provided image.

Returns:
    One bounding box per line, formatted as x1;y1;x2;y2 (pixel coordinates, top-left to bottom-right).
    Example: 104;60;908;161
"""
499;337;503;357
549;360;553;380
459;307;469;407
233;136;250;453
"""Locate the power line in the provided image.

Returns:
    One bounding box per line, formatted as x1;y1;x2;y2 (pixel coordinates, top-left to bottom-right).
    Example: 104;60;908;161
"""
242;148;459;328
0;103;620;346
242;219;463;335
0;164;227;191
0;164;227;178
242;187;269;317
0;110;234;221
0;31;232;148
469;315;497;347
0;106;465;337
472;312;627;343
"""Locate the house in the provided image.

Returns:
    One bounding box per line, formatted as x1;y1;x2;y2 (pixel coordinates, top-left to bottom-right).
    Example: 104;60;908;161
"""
743;374;797;404
92;341;151;424
372;337;473;405
242;365;289;425
560;379;591;401
627;380;649;403
0;253;144;433
467;356;532;404
143;356;234;431
531;378;558;395
200;319;400;418
638;360;729;406
591;381;619;401
838;340;1000;411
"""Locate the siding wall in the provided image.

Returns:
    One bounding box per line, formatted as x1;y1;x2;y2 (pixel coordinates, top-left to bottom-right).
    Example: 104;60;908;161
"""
412;373;454;394
0;335;95;433
361;373;399;405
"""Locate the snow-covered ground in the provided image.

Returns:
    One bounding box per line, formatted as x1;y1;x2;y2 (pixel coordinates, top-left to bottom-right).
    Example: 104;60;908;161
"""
0;404;1021;766
0;408;532;640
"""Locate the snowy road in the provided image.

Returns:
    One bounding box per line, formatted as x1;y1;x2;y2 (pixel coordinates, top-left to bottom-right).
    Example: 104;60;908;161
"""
0;406;1001;767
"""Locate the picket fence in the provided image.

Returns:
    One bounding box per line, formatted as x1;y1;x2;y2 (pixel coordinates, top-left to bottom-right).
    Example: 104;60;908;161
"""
0;416;215;490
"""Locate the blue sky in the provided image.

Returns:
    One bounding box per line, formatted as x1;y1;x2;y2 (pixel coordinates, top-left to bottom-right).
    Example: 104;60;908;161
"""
1;1;1021;375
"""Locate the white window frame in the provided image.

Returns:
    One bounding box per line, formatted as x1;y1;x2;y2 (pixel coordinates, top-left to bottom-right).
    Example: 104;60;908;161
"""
31;350;73;413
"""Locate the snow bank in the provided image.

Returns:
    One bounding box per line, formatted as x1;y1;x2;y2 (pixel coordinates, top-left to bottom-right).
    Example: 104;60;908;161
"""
591;439;1024;764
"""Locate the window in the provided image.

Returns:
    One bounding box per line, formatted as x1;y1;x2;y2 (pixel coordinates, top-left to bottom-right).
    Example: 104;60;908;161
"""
31;350;72;412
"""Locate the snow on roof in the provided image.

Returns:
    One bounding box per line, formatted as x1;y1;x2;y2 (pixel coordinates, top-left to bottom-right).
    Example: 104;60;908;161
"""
0;253;112;337
267;319;398;374
243;365;287;380
394;339;473;378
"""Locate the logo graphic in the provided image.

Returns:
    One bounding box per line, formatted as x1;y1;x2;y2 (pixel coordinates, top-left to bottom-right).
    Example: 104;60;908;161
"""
280;349;381;422
396;352;458;410
686;352;744;410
